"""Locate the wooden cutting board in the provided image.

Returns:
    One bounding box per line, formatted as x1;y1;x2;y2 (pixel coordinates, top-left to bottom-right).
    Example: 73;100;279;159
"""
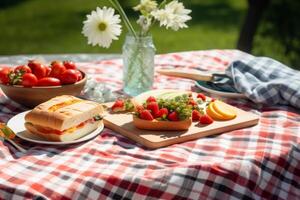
103;90;259;149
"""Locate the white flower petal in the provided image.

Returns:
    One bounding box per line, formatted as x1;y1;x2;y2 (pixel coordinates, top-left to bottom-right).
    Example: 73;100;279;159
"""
151;0;192;31
134;0;157;13
82;7;122;48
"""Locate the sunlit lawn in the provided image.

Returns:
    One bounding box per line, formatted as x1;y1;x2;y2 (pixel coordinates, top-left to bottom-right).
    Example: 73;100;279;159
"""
0;0;297;69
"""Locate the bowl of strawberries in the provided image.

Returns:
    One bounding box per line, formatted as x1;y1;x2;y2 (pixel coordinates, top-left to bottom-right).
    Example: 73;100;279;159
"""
0;60;86;108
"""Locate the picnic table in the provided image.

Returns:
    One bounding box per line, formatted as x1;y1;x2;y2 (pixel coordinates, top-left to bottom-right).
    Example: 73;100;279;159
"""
0;50;299;199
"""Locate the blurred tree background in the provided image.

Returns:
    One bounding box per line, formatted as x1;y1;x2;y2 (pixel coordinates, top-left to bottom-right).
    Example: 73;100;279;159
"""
0;0;299;69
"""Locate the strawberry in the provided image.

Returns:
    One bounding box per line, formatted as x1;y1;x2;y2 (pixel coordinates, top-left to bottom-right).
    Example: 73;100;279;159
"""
140;110;154;120
146;96;156;103
168;111;179;121
135;105;144;112
199;114;214;124
111;99;125;112
188;99;197;106
157;108;169;119
197;93;206;101
147;102;159;117
211;98;216;102
192;110;201;121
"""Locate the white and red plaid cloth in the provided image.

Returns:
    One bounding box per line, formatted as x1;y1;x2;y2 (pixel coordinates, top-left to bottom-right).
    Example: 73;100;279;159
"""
0;50;299;200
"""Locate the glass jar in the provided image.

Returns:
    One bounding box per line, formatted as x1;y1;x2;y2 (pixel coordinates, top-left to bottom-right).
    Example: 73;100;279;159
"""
122;34;156;96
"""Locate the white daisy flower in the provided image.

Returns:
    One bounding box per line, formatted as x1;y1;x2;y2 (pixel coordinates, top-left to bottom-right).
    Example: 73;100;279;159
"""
165;1;192;31
167;14;191;31
134;0;158;13
151;0;191;31
82;7;122;48
165;0;191;16
151;8;174;28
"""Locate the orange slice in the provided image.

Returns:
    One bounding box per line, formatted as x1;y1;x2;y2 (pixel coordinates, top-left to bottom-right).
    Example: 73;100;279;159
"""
206;102;227;120
213;100;237;120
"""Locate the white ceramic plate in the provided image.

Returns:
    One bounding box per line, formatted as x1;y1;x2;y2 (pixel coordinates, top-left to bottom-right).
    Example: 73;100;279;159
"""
7;111;104;145
195;81;246;98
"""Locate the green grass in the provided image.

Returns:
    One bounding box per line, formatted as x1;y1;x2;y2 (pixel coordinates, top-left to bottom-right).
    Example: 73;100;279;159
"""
0;0;298;69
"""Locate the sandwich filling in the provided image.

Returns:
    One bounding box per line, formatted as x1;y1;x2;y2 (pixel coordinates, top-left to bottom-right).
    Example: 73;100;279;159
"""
48;99;82;112
25;115;102;135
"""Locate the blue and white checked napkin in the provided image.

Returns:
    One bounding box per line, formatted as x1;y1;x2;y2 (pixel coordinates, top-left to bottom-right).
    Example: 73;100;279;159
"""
215;57;300;108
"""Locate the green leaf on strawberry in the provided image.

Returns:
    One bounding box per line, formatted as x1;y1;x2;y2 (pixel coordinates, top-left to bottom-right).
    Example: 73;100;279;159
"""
125;99;134;111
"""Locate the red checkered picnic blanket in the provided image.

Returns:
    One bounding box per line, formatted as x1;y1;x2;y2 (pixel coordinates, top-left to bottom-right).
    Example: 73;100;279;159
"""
0;50;299;199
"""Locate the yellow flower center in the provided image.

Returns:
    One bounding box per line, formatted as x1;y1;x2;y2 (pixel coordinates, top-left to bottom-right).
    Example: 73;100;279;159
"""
98;22;107;31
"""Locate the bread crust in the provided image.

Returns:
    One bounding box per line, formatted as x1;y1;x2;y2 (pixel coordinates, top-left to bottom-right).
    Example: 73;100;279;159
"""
25;95;104;130
133;116;192;131
25;120;102;142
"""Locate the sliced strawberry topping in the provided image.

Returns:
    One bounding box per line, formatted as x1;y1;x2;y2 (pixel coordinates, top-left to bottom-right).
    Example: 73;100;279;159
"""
146;96;156;103
199;114;214;124
167;111;179;121
192;110;201;121
197;93;206;101
140;110;154;121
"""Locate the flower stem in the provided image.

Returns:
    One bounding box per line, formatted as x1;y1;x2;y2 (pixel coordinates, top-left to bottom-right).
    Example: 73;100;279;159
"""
108;0;137;38
158;0;169;9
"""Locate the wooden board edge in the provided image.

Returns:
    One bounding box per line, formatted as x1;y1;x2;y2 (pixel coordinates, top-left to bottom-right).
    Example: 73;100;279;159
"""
104;117;259;150
147;117;260;149
103;119;151;148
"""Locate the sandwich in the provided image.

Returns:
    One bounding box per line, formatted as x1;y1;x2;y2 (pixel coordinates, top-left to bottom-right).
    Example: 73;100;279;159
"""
24;95;104;142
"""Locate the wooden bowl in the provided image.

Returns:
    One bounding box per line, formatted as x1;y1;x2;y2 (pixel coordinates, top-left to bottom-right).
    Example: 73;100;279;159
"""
0;71;87;108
